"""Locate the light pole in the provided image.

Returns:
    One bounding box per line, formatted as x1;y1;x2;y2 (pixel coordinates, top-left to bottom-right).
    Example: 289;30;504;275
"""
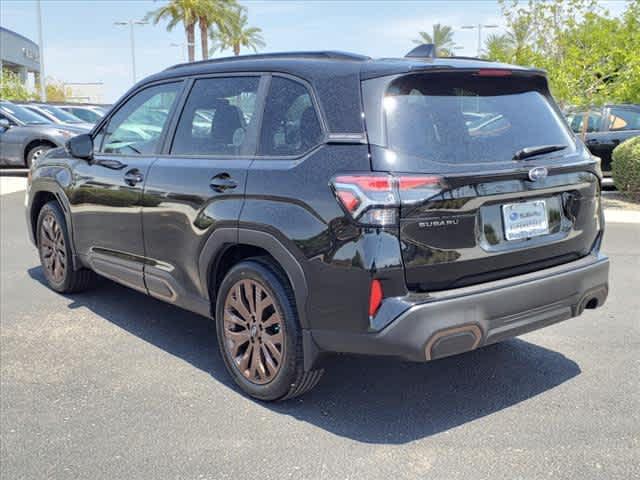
460;24;499;57
114;20;147;84
170;43;186;62
36;0;46;101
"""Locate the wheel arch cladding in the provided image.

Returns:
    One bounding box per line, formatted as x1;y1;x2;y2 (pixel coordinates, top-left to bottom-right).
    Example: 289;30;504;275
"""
199;228;310;329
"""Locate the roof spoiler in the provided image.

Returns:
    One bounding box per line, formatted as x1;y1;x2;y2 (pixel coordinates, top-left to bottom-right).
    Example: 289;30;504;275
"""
405;44;436;59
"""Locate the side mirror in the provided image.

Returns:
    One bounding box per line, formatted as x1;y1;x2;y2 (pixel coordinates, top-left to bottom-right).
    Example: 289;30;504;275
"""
66;133;93;161
0;118;11;130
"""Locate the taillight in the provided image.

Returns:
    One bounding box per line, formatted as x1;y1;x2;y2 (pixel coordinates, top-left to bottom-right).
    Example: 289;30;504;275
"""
331;172;443;226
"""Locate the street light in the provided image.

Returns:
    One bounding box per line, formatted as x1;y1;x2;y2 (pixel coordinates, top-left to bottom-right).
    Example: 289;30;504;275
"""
460;24;499;57
36;0;46;101
170;42;195;63
114;19;148;84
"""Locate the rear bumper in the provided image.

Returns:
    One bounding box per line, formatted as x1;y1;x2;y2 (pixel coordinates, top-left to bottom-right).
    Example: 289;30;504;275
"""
311;253;609;362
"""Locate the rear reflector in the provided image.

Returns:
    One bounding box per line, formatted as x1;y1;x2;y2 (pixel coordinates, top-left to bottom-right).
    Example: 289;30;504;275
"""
369;279;383;317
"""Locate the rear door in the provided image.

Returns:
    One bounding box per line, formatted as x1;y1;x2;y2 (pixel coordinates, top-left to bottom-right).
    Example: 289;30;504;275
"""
363;70;602;291
141;75;264;313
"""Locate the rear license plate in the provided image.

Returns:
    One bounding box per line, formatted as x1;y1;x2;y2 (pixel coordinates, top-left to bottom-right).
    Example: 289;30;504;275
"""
502;200;549;241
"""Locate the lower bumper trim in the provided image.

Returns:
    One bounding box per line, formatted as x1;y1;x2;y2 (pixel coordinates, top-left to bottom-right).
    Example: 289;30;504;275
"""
311;253;609;363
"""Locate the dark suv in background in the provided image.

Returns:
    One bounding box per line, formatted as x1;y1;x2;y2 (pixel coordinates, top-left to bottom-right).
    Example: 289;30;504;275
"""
566;104;640;178
26;48;609;400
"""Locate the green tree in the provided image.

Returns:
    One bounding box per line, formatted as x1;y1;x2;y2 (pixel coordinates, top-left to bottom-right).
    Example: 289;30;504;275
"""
483;33;512;62
146;0;199;62
495;0;639;106
209;7;265;56
45;78;68;102
195;0;238;60
0;68;33;101
413;23;456;56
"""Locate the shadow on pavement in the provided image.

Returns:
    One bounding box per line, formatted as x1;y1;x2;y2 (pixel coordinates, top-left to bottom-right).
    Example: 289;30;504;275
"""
29;266;581;444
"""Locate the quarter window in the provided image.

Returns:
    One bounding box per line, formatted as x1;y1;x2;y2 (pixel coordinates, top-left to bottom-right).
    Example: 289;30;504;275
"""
171;76;260;156
259;77;323;156
608;108;640;131
99;82;181;155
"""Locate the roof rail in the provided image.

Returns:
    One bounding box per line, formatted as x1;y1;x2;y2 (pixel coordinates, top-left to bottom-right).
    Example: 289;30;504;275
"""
166;51;370;70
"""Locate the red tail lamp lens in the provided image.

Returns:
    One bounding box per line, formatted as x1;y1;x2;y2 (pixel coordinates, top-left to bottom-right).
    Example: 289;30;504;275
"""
336;190;360;213
397;176;441;190
334;175;393;192
369;279;383;317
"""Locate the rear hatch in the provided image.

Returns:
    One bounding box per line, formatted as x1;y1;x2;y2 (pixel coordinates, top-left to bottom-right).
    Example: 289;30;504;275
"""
362;69;602;291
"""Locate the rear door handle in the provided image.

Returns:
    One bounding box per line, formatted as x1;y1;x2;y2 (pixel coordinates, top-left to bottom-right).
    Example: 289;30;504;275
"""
124;169;144;186
210;173;238;192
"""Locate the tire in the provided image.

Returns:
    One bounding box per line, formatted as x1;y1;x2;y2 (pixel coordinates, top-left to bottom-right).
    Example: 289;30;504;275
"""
36;201;98;293
26;144;52;168
215;258;323;401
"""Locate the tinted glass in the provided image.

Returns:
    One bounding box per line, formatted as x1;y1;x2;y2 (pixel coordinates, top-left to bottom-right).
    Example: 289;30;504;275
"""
259;77;322;156
608;108;640;131
100;83;181;155
0;113;14;126
381;73;575;169
38;105;84;123
172;76;259;156
67;108;102;123
566;110;602;134
0;103;51;125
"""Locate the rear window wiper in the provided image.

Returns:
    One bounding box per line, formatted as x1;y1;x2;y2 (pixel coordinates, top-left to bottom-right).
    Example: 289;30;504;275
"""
513;144;568;161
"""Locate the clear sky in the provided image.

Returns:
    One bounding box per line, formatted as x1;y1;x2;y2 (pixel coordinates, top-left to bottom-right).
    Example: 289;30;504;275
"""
0;0;630;102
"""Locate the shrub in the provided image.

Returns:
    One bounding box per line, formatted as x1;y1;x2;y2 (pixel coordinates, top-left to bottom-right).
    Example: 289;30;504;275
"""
611;136;640;201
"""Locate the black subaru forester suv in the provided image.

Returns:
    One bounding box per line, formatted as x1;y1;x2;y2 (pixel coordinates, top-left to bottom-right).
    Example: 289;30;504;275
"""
26;48;609;401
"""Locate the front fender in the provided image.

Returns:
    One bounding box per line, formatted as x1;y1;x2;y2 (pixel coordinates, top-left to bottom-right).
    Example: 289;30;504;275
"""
27;161;80;270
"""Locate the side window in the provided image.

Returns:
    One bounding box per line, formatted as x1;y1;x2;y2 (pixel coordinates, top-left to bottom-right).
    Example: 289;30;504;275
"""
586;110;602;133
99;82;181;155
566;112;585;133
608;108;640;131
259;77;323;156
171;76;260;156
0;113;15;127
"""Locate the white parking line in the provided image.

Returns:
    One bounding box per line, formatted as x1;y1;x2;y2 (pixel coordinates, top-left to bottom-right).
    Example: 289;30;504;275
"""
0;178;27;196
604;209;640;224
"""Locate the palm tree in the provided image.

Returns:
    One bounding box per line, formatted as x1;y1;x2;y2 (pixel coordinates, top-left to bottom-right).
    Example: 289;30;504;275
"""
506;17;533;61
146;0;199;62
195;0;238;60
209;7;265;56
483;18;533;63
484;33;513;61
413;23;456;56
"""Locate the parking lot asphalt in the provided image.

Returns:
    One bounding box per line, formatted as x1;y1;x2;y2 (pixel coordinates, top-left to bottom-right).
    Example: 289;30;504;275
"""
1;189;639;480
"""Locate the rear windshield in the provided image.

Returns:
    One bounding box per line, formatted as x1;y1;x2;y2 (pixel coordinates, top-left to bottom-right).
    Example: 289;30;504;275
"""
379;73;575;169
